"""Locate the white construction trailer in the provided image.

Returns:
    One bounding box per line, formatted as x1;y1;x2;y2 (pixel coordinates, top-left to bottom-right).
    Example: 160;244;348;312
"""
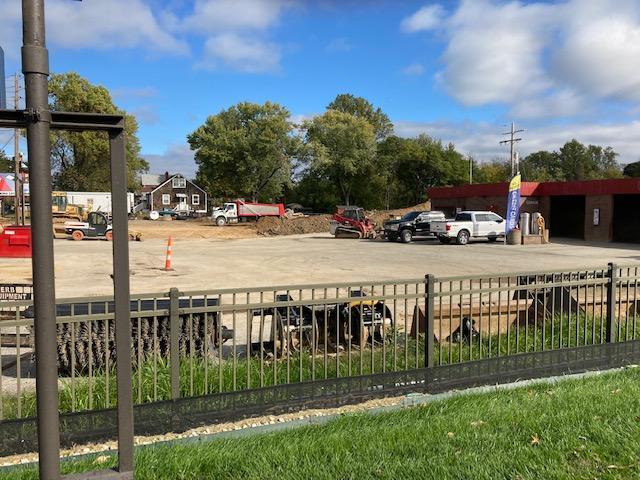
65;192;135;214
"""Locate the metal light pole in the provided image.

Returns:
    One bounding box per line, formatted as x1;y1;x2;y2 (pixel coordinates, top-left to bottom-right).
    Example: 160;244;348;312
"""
21;1;60;478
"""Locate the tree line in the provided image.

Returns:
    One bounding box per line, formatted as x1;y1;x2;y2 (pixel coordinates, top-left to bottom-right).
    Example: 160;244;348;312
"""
2;73;635;212
189;94;474;211
190;94;630;211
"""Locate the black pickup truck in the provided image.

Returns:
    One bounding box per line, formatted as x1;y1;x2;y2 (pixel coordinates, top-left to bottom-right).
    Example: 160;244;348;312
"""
383;210;446;243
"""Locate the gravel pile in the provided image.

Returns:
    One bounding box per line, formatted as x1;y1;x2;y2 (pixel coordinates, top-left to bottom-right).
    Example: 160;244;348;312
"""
256;215;332;236
256;201;433;237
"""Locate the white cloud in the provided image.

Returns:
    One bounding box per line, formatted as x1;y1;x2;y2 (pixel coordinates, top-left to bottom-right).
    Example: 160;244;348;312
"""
181;0;291;73
198;34;281;73
404;0;640;118
437;0;555;106
0;0;188;59
553;1;640;101
181;0;288;34
510;89;585;119
402;63;425;76
401;4;445;33
394;119;640;165
142;144;197;179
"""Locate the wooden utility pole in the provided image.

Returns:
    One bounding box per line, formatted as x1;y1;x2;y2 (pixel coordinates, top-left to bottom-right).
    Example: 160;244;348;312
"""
13;73;22;225
500;122;524;177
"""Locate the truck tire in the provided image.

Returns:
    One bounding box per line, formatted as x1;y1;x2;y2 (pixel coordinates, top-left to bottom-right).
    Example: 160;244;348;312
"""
488;236;498;242
456;230;470;245
105;231;113;241
400;229;413;243
215;216;227;227
72;230;84;241
438;236;451;244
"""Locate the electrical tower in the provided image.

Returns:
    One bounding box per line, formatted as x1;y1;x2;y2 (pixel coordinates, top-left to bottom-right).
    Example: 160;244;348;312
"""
499;122;524;177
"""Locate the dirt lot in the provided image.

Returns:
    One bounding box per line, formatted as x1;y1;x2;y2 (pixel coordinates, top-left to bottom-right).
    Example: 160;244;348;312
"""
2;233;640;297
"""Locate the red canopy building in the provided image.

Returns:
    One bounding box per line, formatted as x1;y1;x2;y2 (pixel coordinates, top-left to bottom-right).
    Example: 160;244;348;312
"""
428;178;640;243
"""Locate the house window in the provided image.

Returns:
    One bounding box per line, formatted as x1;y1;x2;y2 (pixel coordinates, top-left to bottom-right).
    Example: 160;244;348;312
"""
192;194;200;206
172;177;186;188
162;194;170;205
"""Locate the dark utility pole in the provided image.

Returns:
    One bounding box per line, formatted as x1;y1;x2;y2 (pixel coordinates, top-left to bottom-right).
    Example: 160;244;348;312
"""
21;1;61;478
500;122;524;177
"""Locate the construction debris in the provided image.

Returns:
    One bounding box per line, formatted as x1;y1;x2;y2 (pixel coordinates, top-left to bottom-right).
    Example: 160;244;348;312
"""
257;202;432;237
256;215;331;236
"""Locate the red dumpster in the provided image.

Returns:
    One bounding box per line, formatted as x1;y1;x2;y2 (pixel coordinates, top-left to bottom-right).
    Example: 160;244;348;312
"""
0;225;32;258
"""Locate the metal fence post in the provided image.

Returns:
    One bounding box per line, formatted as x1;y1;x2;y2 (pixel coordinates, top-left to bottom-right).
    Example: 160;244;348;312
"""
110;129;134;476
425;274;435;368
169;287;180;400
21;1;60;478
606;263;617;343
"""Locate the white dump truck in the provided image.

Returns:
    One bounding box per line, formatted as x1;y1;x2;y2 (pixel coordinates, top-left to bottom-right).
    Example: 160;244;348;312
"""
211;200;285;226
430;211;506;245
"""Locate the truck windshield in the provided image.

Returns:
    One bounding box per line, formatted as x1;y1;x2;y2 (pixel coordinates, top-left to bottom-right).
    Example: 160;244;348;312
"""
400;211;420;221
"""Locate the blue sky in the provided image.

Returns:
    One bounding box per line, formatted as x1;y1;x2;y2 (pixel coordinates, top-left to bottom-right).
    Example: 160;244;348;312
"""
2;0;640;177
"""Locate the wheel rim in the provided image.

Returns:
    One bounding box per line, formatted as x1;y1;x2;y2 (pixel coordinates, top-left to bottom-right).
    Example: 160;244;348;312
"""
402;231;411;242
460;232;468;244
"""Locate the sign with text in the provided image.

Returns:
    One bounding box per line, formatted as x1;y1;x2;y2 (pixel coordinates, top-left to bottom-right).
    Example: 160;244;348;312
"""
0;284;33;301
505;174;521;235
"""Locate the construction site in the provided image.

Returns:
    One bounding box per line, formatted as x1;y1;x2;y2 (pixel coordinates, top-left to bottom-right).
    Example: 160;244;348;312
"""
2;1;640;478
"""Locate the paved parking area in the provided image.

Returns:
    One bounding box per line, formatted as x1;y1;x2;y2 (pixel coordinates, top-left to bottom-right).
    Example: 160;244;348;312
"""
2;234;640;297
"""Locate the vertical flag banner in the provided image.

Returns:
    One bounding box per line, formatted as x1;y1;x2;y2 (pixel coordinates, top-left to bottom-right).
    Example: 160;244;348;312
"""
505;174;521;235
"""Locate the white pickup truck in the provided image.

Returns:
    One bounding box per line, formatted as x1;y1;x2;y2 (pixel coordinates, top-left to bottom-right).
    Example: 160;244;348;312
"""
430;211;506;245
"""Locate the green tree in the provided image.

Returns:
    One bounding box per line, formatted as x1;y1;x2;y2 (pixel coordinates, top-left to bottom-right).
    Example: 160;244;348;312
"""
327;94;393;140
303;110;377;205
49;73;148;191
0;150;11;172
623;160;640;177
520;151;561;181
556;139;621;180
382;135;468;206
188;102;300;202
474;159;511;183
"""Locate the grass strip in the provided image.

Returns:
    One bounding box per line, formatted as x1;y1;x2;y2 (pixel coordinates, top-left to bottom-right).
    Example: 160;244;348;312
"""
3;367;640;479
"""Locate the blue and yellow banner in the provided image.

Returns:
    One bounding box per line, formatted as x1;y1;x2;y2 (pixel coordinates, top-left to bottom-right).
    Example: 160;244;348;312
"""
505;174;521;235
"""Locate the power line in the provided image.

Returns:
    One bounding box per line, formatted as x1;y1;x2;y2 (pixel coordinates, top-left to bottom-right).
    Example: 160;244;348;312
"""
499;122;524;178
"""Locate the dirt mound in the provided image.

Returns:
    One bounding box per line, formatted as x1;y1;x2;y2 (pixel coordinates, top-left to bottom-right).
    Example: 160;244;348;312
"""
257;215;332;236
256;202;433;236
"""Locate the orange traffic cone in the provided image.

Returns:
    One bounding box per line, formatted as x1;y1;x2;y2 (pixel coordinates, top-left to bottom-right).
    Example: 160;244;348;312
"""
164;236;173;271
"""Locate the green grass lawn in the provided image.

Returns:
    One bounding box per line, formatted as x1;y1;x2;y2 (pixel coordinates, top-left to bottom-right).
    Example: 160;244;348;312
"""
3;367;640;479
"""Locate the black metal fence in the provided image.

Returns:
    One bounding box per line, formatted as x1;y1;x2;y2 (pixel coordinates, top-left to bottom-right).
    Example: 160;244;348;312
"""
0;263;638;455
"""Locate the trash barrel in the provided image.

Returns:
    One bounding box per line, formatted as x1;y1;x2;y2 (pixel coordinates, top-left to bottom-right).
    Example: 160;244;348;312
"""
507;228;521;245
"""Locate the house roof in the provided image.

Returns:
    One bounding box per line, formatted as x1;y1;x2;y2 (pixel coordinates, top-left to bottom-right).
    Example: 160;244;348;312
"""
149;174;206;195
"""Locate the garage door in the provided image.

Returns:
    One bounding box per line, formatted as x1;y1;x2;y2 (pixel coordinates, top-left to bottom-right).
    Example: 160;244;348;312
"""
550;196;585;239
613;194;640;243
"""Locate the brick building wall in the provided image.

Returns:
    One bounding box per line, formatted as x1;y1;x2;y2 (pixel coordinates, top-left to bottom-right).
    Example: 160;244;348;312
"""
584;195;613;242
